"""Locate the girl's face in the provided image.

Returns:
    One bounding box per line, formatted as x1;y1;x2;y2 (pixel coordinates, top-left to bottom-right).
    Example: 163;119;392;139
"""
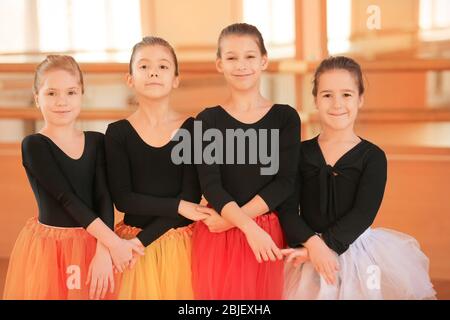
34;69;82;127
315;69;363;131
216;35;268;91
127;45;179;100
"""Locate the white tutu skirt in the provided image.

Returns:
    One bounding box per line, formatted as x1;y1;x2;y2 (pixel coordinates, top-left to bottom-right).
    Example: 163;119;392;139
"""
284;228;437;300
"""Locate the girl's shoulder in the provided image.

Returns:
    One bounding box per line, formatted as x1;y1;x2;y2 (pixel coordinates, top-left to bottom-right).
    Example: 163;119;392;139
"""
179;115;195;125
104;119;132;141
300;136;318;147
106;119;129;132
84;130;104;141
180;115;195;128
271;104;300;124
21;133;48;151
299;136;319;159
195;105;222;118
83;131;106;150
272;103;296;113
194;106;223;126
359;138;386;164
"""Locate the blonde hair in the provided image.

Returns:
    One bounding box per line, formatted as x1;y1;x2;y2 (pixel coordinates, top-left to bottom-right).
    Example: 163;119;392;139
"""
33;55;84;94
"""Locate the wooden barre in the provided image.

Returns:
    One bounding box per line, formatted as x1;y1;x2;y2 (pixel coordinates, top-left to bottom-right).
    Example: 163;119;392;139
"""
1;59;450;74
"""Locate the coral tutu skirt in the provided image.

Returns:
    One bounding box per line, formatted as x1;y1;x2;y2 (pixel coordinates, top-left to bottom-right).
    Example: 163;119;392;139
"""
3;217;97;300
114;221;194;300
191;212;285;300
284;227;437;300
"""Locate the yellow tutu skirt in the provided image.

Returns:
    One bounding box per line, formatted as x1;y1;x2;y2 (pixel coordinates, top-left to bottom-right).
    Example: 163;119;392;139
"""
114;221;194;300
3;217;97;300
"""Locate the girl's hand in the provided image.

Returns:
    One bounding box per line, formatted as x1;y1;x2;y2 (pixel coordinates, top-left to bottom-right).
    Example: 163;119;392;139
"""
178;200;210;221
242;222;283;263
86;243;114;300
127;237;145;270
281;247;310;267
108;238;145;273
303;235;339;285
196;206;234;233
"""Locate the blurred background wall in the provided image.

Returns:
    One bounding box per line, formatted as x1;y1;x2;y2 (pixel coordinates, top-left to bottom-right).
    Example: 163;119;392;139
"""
0;0;449;298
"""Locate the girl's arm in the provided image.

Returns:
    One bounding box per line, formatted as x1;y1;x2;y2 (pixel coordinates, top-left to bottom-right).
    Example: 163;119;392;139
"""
320;147;387;255
277;170;317;248
221;201;283;263
252;106;300;215
93;135;115;229
136;163;204;247
195;111;235;215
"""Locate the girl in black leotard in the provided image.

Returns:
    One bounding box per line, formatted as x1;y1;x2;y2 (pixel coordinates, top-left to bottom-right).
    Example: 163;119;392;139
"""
105;37;205;299
3;55;143;300
191;23;301;300
279;56;436;300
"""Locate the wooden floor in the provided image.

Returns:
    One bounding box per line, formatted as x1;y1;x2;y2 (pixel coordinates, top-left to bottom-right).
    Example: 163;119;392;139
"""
434;280;450;300
0;259;6;298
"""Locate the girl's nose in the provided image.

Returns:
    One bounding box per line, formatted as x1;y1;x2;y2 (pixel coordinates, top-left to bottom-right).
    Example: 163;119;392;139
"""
56;95;68;106
237;59;248;71
332;97;343;109
147;66;159;77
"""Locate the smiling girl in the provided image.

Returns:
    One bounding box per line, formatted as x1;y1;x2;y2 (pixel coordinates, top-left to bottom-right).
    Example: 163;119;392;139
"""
192;23;301;299
105;37;205;299
3;55;144;300
279;56;436;300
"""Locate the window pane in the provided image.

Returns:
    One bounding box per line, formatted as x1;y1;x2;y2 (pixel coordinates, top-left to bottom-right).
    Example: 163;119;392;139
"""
243;0;295;58
0;0;27;53
419;0;450;41
3;0;141;60
327;0;351;54
37;0;70;52
71;0;108;52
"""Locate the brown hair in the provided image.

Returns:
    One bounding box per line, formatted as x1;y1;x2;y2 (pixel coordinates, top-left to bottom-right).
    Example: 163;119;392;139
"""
312;56;365;97
129;36;179;76
33;55;84;94
217;23;267;58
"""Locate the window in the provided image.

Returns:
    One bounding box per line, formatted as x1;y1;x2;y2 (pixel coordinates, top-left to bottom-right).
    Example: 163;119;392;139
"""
243;0;295;58
419;0;450;41
0;0;28;54
326;0;351;54
0;0;141;61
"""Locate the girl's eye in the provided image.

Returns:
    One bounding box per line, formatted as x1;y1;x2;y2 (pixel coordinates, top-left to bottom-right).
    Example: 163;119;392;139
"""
247;56;255;59
323;94;331;98
68;91;77;95
47;92;56;96
343;93;352;97
160;65;169;70
139;65;147;69
226;57;236;60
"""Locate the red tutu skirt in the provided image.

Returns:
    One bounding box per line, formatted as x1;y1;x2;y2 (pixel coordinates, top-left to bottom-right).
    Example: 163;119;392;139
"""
191;212;285;300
